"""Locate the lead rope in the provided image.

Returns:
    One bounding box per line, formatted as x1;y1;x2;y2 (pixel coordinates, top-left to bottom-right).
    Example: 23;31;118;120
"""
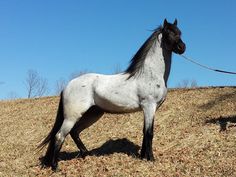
180;54;236;75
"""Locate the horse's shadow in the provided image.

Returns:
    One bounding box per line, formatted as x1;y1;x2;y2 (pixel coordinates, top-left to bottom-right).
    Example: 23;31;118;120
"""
58;138;140;161
199;89;236;110
205;115;236;132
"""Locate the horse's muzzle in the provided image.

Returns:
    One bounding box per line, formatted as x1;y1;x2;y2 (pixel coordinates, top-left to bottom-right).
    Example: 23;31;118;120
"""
174;41;186;54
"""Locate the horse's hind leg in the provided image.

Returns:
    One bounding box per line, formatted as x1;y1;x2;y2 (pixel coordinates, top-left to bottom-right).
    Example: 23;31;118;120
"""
51;119;76;170
70;106;104;157
70;129;88;157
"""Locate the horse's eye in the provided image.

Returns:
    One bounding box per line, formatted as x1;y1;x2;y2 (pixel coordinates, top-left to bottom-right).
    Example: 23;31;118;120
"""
169;31;176;38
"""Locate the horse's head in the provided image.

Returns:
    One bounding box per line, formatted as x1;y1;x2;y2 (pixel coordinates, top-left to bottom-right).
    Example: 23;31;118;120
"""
162;19;186;54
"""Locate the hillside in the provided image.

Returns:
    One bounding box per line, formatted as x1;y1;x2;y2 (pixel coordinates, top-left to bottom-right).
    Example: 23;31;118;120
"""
0;87;235;177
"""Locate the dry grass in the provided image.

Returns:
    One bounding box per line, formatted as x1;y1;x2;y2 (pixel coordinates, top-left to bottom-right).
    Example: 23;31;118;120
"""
0;87;236;177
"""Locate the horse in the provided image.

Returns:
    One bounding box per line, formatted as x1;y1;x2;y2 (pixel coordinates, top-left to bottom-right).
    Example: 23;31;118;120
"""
37;19;186;170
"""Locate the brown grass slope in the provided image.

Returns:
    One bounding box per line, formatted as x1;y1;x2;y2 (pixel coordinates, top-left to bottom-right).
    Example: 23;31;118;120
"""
0;87;235;177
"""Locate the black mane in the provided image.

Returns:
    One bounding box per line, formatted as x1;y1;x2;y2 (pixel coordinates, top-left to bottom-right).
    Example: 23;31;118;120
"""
125;26;163;79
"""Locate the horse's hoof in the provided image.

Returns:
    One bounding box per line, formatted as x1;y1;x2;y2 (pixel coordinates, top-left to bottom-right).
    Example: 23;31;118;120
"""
51;162;59;172
51;165;59;172
40;159;51;169
41;164;50;169
52;168;60;173
147;156;155;161
140;153;155;161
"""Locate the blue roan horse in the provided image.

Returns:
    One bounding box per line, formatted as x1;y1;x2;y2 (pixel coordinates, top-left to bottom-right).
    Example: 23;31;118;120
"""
38;19;186;170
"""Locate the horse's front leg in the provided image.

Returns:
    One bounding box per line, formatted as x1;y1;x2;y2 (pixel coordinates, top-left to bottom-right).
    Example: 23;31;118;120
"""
140;102;157;161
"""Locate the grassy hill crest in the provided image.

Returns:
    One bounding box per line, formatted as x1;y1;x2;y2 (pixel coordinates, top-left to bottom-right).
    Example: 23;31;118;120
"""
0;87;235;176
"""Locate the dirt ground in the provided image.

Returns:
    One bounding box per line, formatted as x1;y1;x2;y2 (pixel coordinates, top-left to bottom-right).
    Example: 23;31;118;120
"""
0;87;235;177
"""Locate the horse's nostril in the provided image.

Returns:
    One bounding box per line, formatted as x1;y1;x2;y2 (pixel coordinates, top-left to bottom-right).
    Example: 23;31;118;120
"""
178;43;186;51
176;43;186;54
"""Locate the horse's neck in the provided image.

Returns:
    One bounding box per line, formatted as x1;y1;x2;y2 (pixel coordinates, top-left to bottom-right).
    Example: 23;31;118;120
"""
141;34;172;86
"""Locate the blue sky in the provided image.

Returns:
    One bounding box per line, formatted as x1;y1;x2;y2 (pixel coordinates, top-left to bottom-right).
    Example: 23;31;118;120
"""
0;0;236;99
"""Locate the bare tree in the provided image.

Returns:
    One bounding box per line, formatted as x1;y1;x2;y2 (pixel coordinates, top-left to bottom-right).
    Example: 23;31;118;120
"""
69;70;88;80
177;79;198;88
54;70;88;95
190;79;198;88
55;78;67;95
37;78;48;97
177;79;189;88
113;63;123;74
24;70;49;98
6;91;19;100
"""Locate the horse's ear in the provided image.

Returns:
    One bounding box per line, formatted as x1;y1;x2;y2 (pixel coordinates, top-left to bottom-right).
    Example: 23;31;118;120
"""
173;19;178;26
164;19;168;27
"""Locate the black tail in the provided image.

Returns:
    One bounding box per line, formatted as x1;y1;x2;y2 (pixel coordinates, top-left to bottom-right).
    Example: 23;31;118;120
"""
37;92;64;151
